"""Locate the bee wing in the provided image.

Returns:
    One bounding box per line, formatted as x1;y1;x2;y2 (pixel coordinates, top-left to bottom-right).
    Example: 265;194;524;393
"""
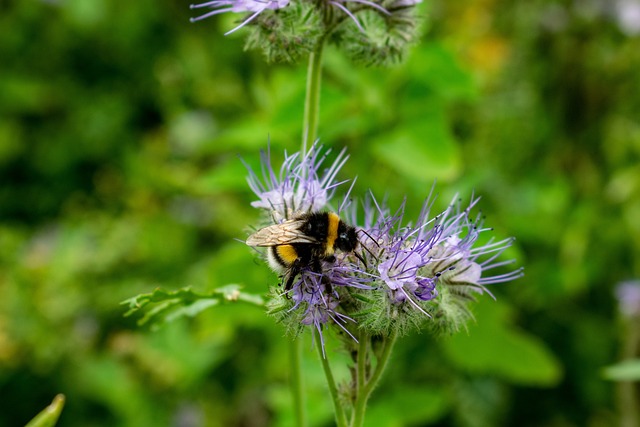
246;220;318;247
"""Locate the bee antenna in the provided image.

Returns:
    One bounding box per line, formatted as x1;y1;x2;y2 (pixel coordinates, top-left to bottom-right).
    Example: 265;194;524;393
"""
355;228;380;264
363;244;379;263
357;228;380;248
353;250;368;268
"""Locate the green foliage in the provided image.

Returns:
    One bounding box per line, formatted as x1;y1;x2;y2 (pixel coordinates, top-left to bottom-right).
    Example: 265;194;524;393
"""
602;359;640;381
25;395;65;427
442;301;562;386
2;0;638;425
367;385;449;426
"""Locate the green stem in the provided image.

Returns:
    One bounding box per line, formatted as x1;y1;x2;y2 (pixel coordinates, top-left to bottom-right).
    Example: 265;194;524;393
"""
351;331;398;427
292;36;328;426
315;330;349;427
618;316;640;427
356;330;368;395
302;37;326;154
289;338;307;427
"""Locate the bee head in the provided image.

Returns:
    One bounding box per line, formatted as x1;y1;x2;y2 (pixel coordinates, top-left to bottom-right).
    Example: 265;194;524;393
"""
336;223;359;252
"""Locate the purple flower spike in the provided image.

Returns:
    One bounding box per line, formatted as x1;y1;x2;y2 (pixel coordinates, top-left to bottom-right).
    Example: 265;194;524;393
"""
288;269;360;356
190;0;290;35
415;277;437;301
244;142;349;220
350;192;522;318
378;250;423;291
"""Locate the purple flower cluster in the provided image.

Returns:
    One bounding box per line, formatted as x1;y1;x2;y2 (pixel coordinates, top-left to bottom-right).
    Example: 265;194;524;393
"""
190;0;290;34
245;144;366;346
246;144;523;344
190;0;391;34
347;193;523;331
244;143;349;220
288;267;367;351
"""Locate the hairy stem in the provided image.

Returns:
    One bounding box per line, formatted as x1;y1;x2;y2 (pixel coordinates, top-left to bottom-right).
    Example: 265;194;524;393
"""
351;331;398;427
315;330;349;427
302;37;326;153
619;317;640;427
289;338;307;427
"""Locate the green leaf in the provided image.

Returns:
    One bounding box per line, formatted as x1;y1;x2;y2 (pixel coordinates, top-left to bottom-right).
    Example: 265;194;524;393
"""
195;159;248;192
372;115;461;183
366;386;449;427
404;42;478;102
441;300;562;386
602;359;640;381
25;395;65;427
122;285;264;329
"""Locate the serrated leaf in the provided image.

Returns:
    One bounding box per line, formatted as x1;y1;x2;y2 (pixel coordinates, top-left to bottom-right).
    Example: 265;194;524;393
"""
602;359;640;381
25;394;65;427
122;285;264;329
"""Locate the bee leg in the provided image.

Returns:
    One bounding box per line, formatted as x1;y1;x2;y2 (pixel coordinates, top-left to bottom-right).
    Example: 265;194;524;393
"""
284;259;303;293
321;275;333;296
311;258;333;296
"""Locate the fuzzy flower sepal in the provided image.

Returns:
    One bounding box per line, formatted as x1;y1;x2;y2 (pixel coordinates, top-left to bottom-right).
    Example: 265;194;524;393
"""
191;0;424;65
335;0;422;65
343;194;522;337
244;1;323;63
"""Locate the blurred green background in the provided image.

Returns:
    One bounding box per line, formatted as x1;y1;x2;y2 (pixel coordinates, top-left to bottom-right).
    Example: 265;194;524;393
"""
2;0;640;426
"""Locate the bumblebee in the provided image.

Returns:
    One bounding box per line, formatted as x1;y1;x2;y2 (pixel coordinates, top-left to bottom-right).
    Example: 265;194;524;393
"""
246;211;360;291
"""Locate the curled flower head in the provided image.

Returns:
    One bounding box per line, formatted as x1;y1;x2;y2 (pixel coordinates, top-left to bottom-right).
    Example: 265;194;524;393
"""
346;192;523;334
190;0;423;65
248;145;523;347
377;244;438;312
190;0;290;34
265;255;371;354
378;249;423;291
244;142;349;220
327;0;390;33
189;0;389;35
287;266;369;354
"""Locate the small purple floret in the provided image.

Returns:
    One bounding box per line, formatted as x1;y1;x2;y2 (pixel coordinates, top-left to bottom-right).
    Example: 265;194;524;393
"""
244;142;349;220
349;192;523;315
190;0;290;35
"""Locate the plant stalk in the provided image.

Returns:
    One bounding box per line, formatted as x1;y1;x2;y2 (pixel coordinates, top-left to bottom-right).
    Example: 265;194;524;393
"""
302;37;326;154
351;331;398;427
315;329;349;427
289;337;307;427
618;316;640;427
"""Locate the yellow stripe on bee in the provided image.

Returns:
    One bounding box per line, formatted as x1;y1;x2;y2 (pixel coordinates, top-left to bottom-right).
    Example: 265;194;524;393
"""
276;245;299;265
325;212;340;255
